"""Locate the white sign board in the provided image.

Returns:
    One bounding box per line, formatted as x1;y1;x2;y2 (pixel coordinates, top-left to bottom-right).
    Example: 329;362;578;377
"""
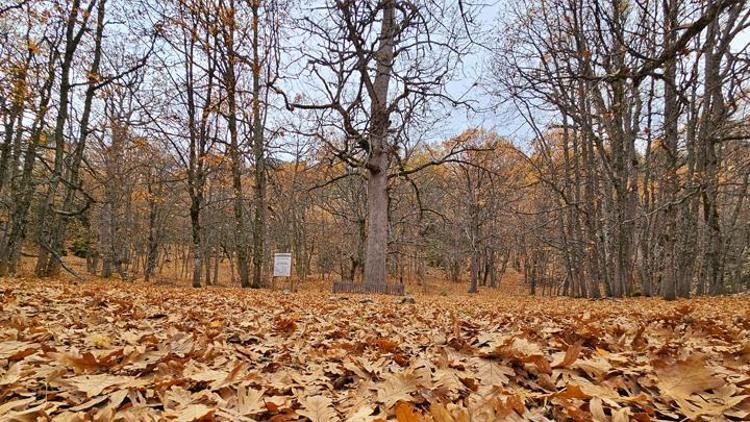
273;253;292;277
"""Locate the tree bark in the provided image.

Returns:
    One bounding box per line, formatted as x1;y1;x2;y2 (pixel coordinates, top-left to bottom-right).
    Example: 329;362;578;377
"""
250;0;265;288
363;0;395;289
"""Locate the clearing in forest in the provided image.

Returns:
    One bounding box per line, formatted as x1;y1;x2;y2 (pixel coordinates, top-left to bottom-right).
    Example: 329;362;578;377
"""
1;280;749;421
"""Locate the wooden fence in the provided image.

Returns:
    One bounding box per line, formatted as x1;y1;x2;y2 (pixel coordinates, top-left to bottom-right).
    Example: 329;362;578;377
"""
332;280;405;296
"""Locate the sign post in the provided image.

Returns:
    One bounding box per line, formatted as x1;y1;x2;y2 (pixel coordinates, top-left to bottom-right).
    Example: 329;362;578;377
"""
273;253;292;290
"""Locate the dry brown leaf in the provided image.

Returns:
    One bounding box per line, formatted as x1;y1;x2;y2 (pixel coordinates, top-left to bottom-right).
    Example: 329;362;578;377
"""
375;373;419;409
348;405;378;422
552;341;584;368
0;397;36;416
297;395;337;422
69;395;109;412
66;373;132;397
655;354;724;400
0;341;38;360
236;385;265;415
429;402;454;422
0;362;21;385
94;389;129;421
475;358;513;386
589;397;607;422
50;351;103;373
395;401;422;421
166;403;214;422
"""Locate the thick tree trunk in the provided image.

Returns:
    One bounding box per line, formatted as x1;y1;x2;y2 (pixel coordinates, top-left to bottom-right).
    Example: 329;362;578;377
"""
362;0;394;289
659;0;679;300
364;161;389;287
701;19;726;295
222;0;250;288
250;0;265;289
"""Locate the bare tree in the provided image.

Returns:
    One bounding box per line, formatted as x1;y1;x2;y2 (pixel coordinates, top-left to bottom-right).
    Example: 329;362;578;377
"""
277;0;477;289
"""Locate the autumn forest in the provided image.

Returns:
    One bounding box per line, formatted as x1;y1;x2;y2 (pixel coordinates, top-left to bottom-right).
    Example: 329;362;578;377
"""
1;0;750;420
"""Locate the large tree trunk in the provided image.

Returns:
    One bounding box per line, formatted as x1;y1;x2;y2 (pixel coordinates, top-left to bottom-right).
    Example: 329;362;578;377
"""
250;0;266;289
701;18;726;295
222;0;250;288
659;0;680;300
363;0;394;289
364;160;389;287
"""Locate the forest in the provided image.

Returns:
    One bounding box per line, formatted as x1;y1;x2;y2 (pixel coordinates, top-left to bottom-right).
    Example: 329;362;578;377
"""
1;0;750;420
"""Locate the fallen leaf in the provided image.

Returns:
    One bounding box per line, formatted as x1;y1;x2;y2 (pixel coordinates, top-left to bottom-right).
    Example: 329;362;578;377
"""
395;401;422;421
297;395;337;422
375;373;419;409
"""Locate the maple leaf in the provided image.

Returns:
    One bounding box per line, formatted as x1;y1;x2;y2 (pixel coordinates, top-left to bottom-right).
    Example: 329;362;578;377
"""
236;385;265;415
433;368;465;393
166;404;215;422
211;361;248;389
571;357;611;377
66;374;133;397
475;358;513;386
375;373;419;409
50;351;103;373
185;362;227;384
510;338;543;356
297;395;337;422
655;354;725;400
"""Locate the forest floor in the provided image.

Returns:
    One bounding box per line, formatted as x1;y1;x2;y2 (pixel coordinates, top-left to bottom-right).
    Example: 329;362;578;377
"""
1;278;750;421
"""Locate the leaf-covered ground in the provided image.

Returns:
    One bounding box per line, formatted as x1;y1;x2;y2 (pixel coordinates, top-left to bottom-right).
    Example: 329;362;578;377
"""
1;279;750;421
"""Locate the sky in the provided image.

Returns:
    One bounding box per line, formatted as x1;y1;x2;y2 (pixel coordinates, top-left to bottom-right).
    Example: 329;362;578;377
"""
437;1;750;151
429;1;534;147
